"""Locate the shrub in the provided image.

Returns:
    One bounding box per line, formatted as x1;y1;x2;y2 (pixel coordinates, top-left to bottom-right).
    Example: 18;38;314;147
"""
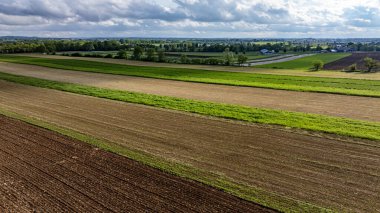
191;58;203;64
115;50;128;59
70;53;83;57
312;60;324;71
364;57;378;72
204;58;221;65
157;50;166;62
237;54;248;66
348;64;357;72
180;54;191;64
104;54;114;58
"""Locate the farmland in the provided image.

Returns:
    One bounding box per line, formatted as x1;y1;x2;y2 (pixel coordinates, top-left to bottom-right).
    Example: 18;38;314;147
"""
1;55;380;97
0;115;269;212
1;72;380;140
1;80;380;212
2;0;380;212
1;62;380;122
1;41;380;212
19;53;380;80
255;53;351;70
324;52;380;71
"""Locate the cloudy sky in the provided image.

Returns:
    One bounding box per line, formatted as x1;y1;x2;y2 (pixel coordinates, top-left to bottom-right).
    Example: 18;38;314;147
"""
0;0;380;38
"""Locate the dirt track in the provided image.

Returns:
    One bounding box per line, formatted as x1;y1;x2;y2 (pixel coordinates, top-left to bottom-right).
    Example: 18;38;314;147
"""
0;115;271;212
1;62;379;122
18;53;380;80
1;80;380;212
246;54;314;66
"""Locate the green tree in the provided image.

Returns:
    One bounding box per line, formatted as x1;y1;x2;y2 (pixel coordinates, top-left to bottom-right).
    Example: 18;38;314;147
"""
180;54;189;64
348;64;357;72
116;50;128;59
133;46;143;60
364;57;377;72
237;54;248;66
146;48;156;61
312;60;324;71
36;44;47;53
83;42;95;51
157;50;166;62
223;48;235;65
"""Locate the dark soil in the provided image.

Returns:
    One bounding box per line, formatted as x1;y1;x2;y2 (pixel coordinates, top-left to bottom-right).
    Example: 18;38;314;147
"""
324;52;380;71
0;115;274;212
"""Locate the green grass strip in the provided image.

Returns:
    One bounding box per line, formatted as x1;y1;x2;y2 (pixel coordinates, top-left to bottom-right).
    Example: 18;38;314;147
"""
0;71;379;141
0;108;336;213
1;55;380;97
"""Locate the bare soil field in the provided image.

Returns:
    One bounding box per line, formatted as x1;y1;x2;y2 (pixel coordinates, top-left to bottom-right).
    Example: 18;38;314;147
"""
325;52;380;71
18;53;380;80
0;115;269;212
1;62;379;122
1;80;380;212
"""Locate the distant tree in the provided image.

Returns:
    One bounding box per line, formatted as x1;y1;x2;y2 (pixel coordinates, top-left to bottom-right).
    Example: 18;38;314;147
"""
83;42;95;51
146;48;156;61
223;48;235;65
237;54;248;66
133;46;143;60
36;44;47;53
312;60;324;71
116;50;128;59
157;50;166;62
180;54;190;64
348;63;357;72
364;57;377;72
104;54;113;58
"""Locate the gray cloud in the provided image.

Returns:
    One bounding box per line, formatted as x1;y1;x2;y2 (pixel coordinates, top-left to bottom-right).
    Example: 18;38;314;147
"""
344;6;380;27
0;0;380;37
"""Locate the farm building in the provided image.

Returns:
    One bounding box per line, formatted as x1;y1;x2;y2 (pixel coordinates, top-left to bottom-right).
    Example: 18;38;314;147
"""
260;49;274;55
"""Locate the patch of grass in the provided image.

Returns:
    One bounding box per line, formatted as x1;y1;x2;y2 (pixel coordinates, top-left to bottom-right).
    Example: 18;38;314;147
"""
1;71;379;141
255;53;351;70
0;55;380;97
0;108;336;213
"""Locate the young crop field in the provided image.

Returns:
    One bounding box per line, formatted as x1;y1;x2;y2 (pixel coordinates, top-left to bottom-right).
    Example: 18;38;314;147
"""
1;55;379;97
254;53;351;70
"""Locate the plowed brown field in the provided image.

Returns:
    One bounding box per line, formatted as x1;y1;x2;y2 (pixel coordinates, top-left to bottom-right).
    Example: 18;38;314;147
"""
1;80;380;212
0;115;272;212
1;62;379;122
325;52;380;71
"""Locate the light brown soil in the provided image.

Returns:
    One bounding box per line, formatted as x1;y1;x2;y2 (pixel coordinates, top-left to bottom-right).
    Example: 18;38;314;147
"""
18;53;380;80
0;62;379;122
1;80;380;212
0;115;272;212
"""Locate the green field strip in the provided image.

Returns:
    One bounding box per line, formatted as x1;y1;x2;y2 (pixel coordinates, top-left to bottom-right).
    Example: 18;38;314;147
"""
1;71;379;141
0;55;379;97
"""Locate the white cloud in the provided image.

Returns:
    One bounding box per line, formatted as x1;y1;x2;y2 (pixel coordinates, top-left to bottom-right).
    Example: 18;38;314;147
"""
0;0;380;37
